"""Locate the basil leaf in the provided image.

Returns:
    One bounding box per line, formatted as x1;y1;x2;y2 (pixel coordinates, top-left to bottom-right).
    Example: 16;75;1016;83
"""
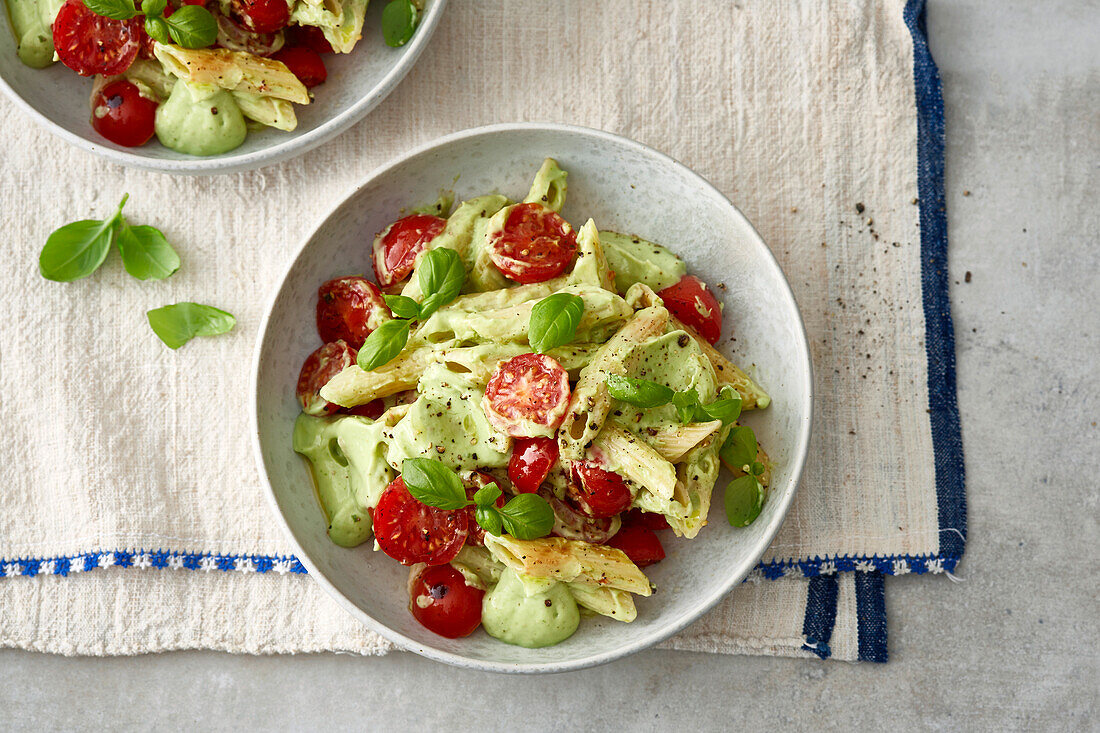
401;458;469;510
472;482;502;508
671;388;700;424
498;493;555;540
357;318;410;371
696;387;742;424
724;475;764;527
381;0;418;47
164;5;217;48
384;295;421;320
751;461;765;477
605;374;674;409
529;292;585;354
720;425;758;473
39;194;128;282
147;302;235;349
144;15;170;44
116;221;180;280
475;506;503;537
84;0;137;20
417;248;465;318
141;0;167;17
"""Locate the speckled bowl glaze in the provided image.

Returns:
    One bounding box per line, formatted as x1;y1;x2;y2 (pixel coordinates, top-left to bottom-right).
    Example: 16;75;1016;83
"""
0;0;444;175
252;123;813;673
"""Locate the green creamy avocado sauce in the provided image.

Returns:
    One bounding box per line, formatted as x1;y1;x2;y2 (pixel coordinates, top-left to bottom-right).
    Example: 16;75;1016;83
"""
481;569;580;648
7;0;63;67
293;414;394;547
155;82;247;156
613;330;717;432
599;231;686;293
387;363;511;470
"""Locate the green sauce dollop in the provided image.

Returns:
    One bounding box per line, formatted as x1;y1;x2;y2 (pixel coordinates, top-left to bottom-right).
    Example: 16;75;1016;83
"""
481;569;580;648
155;82;246;156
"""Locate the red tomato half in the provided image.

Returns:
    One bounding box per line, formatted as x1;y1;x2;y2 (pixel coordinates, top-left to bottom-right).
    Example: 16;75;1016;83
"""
372;214;446;289
624;508;670;531
408;564;484;638
296;340;356;416
53;0;141;76
508;437;558;493
231;0;288;33
607;523;665;568
483;353;570;438
285;24;333;53
463;471;506;547
316;276;391;350
373;477;469;566
91;80;157;147
487;203;577;284
343;399;384;419
658;275;723;345
569;462;632;518
271;46;327;88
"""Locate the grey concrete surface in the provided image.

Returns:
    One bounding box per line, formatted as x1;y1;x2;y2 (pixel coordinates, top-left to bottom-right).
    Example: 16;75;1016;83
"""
1;1;1097;730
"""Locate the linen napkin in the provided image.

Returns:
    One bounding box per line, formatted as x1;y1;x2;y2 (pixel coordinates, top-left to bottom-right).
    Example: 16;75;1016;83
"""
0;0;963;663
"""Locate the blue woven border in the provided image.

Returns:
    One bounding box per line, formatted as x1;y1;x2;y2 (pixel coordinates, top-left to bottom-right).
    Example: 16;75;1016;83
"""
0;551;307;578
855;571;888;663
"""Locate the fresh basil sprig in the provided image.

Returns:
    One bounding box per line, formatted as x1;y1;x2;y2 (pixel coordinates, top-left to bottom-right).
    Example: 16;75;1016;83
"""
39;194;181;282
381;0;419;47
147;302;236;349
360;249;466;371
83;0;216;49
605;375;743;426
529;293;585;354
401;459;555;540
721;425;766;527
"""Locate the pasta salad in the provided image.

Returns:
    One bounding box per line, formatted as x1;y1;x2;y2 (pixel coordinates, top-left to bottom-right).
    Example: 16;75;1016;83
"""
293;159;773;648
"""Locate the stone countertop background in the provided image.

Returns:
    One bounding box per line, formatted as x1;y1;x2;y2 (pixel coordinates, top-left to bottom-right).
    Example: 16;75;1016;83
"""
1;0;1096;729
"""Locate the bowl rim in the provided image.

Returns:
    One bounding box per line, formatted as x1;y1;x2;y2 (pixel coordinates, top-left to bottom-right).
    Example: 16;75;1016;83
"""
0;0;446;176
250;122;814;673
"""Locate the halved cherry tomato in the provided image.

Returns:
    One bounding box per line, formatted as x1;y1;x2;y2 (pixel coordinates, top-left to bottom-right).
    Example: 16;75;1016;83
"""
658;275;723;345
483;353;570;438
373;477;469;566
487;203;577;284
508;437;557;493
285;23;333;53
462;471;506;547
624;508;670;531
316;276;391;350
271;46;326;88
408;564;484;638
53;0;142;77
296;340;356;416
343;399;384;419
569;462;632;518
372;214;446;289
231;0;288;33
91;80;157;147
607;523;665;568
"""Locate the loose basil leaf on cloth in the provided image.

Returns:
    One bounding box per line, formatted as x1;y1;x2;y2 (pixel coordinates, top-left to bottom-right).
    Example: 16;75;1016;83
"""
401;458;469;510
39;194;129;282
164;5;217;48
116;223;180;280
720;425;758;472
84;0;137;20
381;0;418;47
497;493;555;540
605;374;674;409
725;475;764;527
357;318;410;370
384;294;421;320
472;483;502;508
529;292;585;354
696;386;743;424
147;302;235;349
417;247;465;318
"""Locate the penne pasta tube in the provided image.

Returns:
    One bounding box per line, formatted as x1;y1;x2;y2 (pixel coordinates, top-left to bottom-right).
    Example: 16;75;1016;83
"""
232;92;297;131
591;421;678;501
154;43;310;104
642;419;724;463
484;535;652;596
567;583;638;622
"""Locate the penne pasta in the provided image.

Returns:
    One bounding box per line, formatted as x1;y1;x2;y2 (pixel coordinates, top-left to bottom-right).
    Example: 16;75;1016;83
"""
671;315;771;409
523;157;568;212
643;420;724;462
567;583;638;622
154;43;310;105
591;421;678;501
484;535;652;596
232;91;297;131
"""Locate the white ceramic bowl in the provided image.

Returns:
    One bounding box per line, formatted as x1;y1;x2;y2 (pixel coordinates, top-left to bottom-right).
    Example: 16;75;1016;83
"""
252;123;813;672
0;0;445;174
